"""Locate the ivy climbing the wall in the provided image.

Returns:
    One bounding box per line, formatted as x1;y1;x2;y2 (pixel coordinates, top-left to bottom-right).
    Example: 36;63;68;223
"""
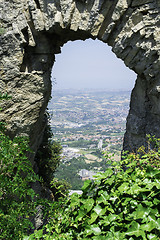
35;111;62;187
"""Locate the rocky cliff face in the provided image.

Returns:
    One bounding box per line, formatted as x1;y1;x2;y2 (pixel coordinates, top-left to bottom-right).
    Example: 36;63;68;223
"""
1;0;160;162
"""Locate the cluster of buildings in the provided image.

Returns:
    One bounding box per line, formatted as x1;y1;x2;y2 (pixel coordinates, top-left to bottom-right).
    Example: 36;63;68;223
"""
62;147;81;160
49;91;130;159
78;169;96;181
50;108;127;128
59;130;124;150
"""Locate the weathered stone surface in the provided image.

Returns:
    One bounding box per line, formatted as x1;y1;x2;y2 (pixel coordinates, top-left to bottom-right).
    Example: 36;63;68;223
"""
1;0;160;159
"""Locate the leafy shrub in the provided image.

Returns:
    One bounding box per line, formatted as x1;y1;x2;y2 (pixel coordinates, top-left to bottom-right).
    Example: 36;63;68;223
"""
0;94;68;239
0;134;40;239
29;139;160;240
0;94;40;239
50;178;71;200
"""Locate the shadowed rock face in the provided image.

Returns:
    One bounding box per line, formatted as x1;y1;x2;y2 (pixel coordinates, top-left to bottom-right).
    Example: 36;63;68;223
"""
1;0;160;162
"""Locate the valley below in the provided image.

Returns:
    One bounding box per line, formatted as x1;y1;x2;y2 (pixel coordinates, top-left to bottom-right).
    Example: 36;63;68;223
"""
48;89;131;189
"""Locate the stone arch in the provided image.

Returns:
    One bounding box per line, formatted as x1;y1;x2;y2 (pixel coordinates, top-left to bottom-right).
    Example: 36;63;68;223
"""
1;0;160;160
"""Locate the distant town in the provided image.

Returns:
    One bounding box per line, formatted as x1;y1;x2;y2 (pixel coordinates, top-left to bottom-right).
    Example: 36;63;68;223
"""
48;89;131;189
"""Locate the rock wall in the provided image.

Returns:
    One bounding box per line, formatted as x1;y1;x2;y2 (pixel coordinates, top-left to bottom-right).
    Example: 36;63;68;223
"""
1;0;160;160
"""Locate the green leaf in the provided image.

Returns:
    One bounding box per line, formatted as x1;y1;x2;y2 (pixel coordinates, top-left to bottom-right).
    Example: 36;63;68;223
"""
147;233;158;239
131;204;150;219
97;191;110;204
141;221;157;232
157;218;160;230
70;193;80;207
126;221;145;237
108;214;118;222
142;200;153;207
118;182;129;193
23;235;34;240
99;216;110;226
128;184;143;194
105;175;115;185
89;212;98;224
146;167;160;177
34;229;43;239
75;207;86;221
93;205;104;216
83;198;94;212
92;236;106;240
23;237;30;240
82;179;92;192
90;224;101;235
105;232;115;239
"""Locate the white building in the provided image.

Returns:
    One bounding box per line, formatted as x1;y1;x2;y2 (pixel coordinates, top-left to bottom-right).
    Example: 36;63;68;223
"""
98;139;103;150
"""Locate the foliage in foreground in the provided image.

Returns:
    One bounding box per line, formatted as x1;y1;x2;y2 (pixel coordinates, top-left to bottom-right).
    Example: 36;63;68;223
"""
29;139;160;240
0;93;64;239
0;134;40;239
0;94;40;239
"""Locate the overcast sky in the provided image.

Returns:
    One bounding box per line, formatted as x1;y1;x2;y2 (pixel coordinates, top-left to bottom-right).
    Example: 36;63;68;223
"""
51;39;137;91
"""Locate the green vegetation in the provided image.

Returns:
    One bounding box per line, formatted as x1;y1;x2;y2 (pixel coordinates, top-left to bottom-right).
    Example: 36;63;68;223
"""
0;94;63;239
0;133;39;239
54;157;89;190
29;138;160;239
68;139;97;148
54;151;110;190
50;178;71;200
35;112;62;187
0;94;39;239
1;93;160;239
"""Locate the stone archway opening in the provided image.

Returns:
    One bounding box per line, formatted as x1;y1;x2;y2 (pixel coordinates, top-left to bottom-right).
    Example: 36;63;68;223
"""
49;38;137;140
48;39;136;168
51;39;136;90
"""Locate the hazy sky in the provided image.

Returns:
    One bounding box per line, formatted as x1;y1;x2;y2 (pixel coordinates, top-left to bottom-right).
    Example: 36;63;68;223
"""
51;39;137;91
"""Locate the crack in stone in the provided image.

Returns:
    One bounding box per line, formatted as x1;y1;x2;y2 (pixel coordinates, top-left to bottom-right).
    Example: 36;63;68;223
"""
34;0;41;9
